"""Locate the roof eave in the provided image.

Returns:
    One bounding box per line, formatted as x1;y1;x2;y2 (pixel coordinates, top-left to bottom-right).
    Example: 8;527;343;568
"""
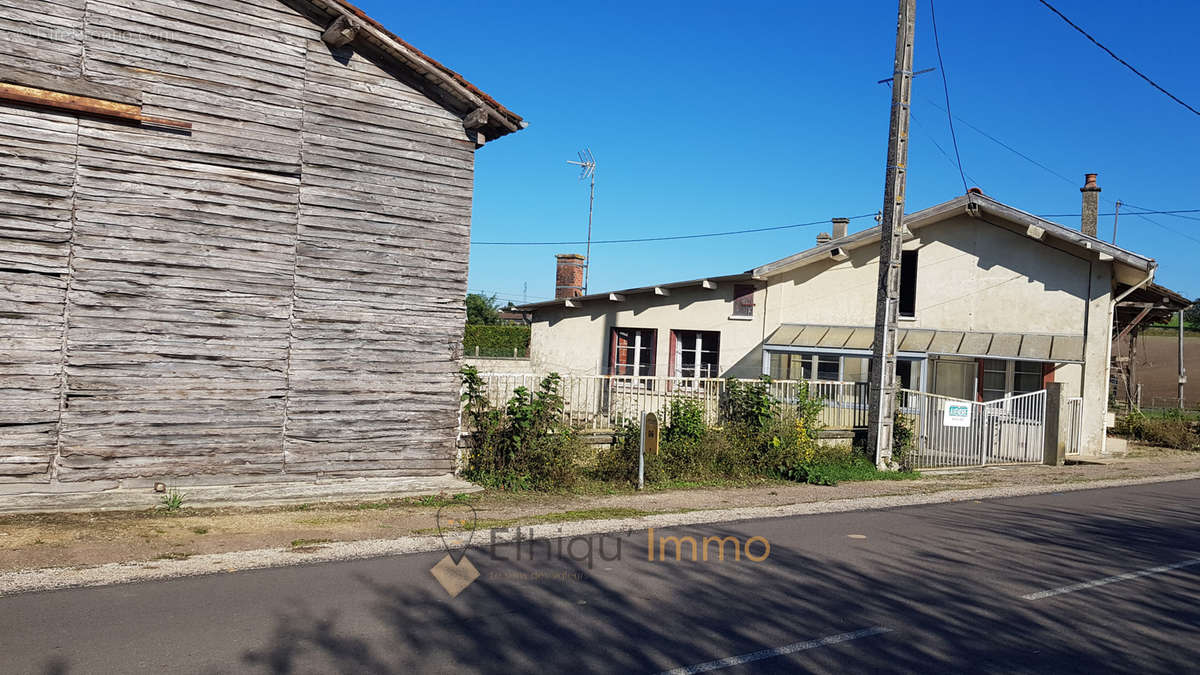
305;0;526;141
516;273;754;312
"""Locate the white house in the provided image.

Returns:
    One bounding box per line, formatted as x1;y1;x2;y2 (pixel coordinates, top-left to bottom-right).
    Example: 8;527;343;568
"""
517;180;1188;454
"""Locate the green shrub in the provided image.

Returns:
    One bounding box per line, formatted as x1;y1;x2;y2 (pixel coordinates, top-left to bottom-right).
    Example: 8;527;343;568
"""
460;366;582;489
721;377;777;430
1116;410;1200;450
892;411;917;470
463;325;530;357
664;398;706;443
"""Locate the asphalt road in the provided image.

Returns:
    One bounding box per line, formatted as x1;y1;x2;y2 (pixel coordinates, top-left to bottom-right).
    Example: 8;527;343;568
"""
1;480;1198;674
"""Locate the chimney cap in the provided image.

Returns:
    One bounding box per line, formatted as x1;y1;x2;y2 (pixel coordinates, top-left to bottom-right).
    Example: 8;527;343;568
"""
967;186;984;195
555;253;585;261
1081;173;1100;192
830;217;850;224
816;232;832;244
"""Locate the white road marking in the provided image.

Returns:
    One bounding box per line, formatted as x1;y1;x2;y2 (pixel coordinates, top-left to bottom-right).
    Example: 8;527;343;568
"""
1022;557;1200;600
654;626;892;675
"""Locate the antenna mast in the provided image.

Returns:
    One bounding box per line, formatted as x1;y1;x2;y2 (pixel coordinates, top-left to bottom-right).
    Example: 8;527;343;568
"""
566;148;597;294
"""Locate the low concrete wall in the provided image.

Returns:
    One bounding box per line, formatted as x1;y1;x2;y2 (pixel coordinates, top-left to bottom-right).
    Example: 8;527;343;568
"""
463;356;533;374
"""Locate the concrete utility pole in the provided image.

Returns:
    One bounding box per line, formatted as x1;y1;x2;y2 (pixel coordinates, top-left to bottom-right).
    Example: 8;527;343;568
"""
867;0;917;469
1180;309;1187;409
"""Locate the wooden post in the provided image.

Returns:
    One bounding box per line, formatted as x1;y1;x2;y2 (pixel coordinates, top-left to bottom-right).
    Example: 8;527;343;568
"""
868;0;917;469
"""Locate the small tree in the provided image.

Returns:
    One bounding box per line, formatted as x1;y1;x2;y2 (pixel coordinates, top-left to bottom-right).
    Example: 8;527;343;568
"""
1183;303;1200;331
465;292;501;325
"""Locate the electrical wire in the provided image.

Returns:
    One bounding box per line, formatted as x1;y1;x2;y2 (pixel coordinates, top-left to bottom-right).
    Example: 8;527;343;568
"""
1036;0;1200;117
929;0;968;193
471;213;877;246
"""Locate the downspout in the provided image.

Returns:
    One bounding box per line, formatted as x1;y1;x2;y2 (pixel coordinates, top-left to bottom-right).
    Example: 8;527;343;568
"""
1102;264;1155;454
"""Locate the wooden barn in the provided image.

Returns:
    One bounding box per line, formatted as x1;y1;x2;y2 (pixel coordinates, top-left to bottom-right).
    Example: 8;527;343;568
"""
0;0;524;493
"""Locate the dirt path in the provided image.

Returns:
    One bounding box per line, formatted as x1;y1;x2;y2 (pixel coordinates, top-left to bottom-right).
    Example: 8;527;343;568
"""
1;449;1196;574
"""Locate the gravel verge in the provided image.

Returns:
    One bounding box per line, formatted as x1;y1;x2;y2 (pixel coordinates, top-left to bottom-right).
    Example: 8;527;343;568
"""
2;471;1195;597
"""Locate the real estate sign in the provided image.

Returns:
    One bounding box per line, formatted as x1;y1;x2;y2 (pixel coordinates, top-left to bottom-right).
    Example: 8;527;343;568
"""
944;401;972;427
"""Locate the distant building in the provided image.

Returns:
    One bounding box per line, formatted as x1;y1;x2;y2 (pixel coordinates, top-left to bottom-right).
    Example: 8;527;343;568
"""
518;181;1187;454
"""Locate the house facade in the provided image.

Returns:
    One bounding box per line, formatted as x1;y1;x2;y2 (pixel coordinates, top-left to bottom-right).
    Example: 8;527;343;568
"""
520;186;1185;454
0;0;522;492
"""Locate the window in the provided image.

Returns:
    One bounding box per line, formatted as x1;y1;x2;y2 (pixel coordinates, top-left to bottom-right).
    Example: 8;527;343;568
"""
842;357;869;383
979;359;1046;401
732;284;756;318
1013;361;1044;394
899;250;918;318
981;359;1007;402
673;330;720;378
610;328;655;377
932;357;976;400
816;354;840;381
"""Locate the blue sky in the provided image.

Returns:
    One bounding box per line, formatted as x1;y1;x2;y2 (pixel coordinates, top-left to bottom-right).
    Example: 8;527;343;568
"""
356;0;1200;305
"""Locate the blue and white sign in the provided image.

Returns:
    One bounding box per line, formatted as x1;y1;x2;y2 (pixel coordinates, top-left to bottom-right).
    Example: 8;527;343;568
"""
944;401;972;427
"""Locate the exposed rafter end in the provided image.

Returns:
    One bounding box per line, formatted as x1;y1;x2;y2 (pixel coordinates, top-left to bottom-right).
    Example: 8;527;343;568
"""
1025;224;1045;240
564;298;580;308
1098;252;1114;262
830;247;848;261
321;15;359;48
653;286;671;296
700;280;717;290
608;293;625;302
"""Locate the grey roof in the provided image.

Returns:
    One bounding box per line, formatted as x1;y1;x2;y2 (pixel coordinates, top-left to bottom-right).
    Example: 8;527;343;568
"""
765;323;1085;363
518;191;1171;314
752;193;1156;278
515;273;753;311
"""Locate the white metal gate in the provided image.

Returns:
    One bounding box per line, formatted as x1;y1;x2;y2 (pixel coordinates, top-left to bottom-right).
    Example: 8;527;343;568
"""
899;389;1047;468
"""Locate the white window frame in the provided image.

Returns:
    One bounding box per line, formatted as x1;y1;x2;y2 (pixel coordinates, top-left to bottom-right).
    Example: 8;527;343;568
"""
675;330;720;379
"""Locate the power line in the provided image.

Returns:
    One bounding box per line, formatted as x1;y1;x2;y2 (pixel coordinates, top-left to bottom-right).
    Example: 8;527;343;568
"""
1038;209;1200;218
922;96;1078;186
472;213;877;246
910;111;984;188
929;0;968;193
1119;203;1200;223
1035;0;1200;117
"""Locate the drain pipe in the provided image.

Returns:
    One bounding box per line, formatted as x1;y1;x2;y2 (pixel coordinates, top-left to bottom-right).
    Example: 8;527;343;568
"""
1102;265;1156;454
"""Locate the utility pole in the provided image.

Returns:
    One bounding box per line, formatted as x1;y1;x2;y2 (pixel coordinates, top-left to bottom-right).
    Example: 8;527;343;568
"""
1179;309;1187;409
1112;200;1122;244
867;0;917;469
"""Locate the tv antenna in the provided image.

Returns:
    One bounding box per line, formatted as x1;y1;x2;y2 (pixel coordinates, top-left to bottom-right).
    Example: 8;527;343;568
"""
566;148;596;294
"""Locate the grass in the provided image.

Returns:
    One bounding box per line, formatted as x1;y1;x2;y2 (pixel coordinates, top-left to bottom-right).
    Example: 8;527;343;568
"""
415;506;661;534
159;488;185;512
289;538;333;548
191;527;208;535
802;456;922;486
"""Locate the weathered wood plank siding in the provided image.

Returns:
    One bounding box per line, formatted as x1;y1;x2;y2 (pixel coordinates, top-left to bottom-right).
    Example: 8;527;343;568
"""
0;0;486;489
285;41;473;477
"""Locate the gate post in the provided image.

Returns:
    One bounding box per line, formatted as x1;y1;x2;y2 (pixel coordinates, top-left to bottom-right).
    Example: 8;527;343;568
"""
1043;382;1064;466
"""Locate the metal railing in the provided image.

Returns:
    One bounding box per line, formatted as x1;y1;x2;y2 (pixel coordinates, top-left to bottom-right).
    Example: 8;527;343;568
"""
1065;397;1083;455
898;389;1047;468
464;373;868;431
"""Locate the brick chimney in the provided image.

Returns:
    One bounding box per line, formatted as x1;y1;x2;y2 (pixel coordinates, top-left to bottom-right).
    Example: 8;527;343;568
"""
831;217;849;240
1080;173;1100;237
555;253;585;299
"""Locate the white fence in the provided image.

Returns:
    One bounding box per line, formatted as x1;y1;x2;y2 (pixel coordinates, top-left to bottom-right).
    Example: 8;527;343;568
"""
1065;397;1083;455
466;374;868;431
898;389;1047;468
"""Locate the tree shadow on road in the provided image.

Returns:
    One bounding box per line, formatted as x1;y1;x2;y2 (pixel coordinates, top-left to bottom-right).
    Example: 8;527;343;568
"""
239;488;1200;673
